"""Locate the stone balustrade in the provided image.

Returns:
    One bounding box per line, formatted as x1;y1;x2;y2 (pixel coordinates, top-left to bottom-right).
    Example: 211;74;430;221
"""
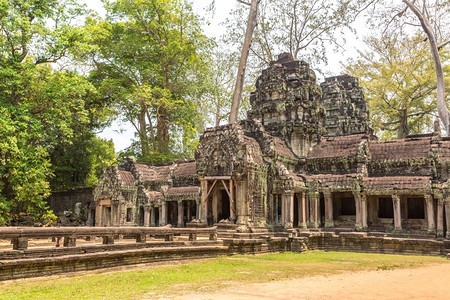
0;226;218;250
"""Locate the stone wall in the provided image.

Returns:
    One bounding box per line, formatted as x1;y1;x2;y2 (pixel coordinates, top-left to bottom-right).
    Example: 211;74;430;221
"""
47;187;93;214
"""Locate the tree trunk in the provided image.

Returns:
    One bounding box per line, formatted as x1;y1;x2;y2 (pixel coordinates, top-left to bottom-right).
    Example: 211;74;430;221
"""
138;107;150;157
397;110;408;139
403;0;449;135
229;0;259;124
157;106;169;153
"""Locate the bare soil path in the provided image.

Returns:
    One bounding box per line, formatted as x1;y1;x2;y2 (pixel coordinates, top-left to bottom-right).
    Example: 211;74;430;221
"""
175;263;450;300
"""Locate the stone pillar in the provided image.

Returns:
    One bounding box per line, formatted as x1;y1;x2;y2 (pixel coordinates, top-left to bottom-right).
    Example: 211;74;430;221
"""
200;179;208;224
361;192;368;229
308;192;319;228
392;194;402;231
150;207;156;227
112;200;119;226
425;194;435;234
235;180;248;226
95;202;102;227
282;191;294;228
298;192;307;228
177;201;184;227
323;191;334;228
445;197;450;239
353;191;362;231
436;196;444;238
161;203;167;226
187;201;192;222
144;206;151;227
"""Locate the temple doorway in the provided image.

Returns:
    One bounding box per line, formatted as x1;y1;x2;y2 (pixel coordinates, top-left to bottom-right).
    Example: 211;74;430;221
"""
103;206;111;227
319;193;326;227
167;201;178;226
203;177;235;225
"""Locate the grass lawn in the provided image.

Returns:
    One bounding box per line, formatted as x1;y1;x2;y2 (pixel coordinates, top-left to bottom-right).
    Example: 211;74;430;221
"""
1;251;448;299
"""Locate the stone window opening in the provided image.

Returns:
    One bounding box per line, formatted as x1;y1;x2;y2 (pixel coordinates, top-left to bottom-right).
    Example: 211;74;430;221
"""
378;197;394;219
407;198;425;219
216;189;231;222
340;197;356;216
138;207;145;226
271;194;282;225
126;208;132;223
167;201;178;226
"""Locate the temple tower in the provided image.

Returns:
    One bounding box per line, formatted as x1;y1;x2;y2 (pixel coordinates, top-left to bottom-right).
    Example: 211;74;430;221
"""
321;75;370;136
248;53;326;157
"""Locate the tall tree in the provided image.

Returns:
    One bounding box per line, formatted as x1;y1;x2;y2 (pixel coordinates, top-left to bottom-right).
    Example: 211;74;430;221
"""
402;0;449;134
367;0;450;134
0;0;115;223
86;0;213;162
346;33;449;139
229;0;261;124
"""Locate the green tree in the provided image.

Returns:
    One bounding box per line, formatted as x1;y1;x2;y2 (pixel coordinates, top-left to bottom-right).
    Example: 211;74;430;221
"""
0;0;115;222
346;33;450;139
85;0;213;163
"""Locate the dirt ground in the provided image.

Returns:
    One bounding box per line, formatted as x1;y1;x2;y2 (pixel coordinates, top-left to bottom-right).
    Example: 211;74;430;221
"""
174;264;450;300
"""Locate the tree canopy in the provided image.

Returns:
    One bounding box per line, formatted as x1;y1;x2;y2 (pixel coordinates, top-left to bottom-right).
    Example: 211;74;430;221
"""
346;33;449;139
85;0;214;163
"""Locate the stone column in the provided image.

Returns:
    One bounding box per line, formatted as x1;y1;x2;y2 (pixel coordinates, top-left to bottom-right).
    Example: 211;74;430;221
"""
353;191;362;231
436;196;444;238
392;194;402;231
235;180;248;226
187;201;192;222
150;207;156;227
282;191;294;228
144;206;150;227
361;192;368;229
158;206;163;226
200;179;208;224
161;203;167;226
177;201;184;227
323;191;334;228
309;192;319;228
95;202;102;227
425;194;435;234
112;200;119;226
445;197;450;239
298;192;307;228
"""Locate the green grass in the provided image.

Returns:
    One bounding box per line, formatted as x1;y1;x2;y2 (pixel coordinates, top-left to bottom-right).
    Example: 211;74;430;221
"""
1;251;448;299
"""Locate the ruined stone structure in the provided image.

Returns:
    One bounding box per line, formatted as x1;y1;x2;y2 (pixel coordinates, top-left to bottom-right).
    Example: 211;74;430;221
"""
94;53;450;240
92;160;199;227
195;53;450;238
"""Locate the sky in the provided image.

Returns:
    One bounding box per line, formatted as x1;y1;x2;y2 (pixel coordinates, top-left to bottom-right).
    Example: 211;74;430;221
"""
80;0;363;152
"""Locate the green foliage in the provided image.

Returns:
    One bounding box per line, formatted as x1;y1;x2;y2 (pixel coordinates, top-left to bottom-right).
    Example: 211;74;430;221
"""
0;105;52;225
85;0;214;162
346;33;450;139
0;0;116;222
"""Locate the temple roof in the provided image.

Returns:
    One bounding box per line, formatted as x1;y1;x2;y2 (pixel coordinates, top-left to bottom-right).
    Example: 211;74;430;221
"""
273;137;296;158
364;176;430;190
309;134;366;159
370;136;432;160
173;161;197;177
165;186;200;197
118;170;135;187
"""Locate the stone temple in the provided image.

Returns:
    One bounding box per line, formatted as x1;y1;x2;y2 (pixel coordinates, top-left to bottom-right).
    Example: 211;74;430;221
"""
93;53;450;239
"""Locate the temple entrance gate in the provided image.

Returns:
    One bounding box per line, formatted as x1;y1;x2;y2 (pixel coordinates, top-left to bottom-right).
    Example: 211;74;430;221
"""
201;176;236;225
